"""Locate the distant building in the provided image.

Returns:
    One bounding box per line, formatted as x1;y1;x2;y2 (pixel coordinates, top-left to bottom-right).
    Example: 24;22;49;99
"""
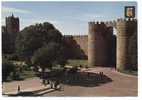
2;14;19;54
6;14;19;34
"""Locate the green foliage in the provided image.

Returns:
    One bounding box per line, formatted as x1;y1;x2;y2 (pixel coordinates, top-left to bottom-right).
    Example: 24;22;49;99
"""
4;54;19;61
22;65;31;71
12;71;22;80
15;22;63;62
31;42;66;69
20;70;36;79
2;58;15;82
67;59;88;67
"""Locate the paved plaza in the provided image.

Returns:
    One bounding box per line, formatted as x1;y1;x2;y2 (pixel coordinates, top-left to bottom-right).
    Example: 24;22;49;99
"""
2;67;137;97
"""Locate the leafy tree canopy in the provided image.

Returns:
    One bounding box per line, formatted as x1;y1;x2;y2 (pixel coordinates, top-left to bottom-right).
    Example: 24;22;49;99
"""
2;58;16;82
16;22;63;62
31;42;66;70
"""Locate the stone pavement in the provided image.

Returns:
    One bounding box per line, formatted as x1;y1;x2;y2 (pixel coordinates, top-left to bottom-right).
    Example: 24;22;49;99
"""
2;67;138;96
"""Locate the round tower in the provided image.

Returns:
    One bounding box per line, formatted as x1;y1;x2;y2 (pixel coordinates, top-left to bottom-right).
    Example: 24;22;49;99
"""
88;22;96;67
88;21;110;67
116;19;137;71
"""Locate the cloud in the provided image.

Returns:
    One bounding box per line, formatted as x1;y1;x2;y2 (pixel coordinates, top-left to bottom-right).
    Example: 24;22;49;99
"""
2;6;31;14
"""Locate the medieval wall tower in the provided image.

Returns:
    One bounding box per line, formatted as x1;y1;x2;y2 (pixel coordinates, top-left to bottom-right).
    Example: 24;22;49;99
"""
88;22;96;66
2;14;19;54
6;14;19;34
116;19;137;71
88;21;115;67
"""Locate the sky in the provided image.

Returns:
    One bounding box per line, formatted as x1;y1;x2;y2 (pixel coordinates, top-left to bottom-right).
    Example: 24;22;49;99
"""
2;2;137;35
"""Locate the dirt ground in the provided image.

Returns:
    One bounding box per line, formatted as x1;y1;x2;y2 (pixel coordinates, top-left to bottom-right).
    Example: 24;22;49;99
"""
2;67;138;97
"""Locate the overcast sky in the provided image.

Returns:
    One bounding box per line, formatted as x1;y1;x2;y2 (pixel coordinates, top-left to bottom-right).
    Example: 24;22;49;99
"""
2;2;137;35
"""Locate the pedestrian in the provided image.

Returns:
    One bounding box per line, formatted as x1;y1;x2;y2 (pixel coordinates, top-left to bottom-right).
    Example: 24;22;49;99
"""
17;85;21;93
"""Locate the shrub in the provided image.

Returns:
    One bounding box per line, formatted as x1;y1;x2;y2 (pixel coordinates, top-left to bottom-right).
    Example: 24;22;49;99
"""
2;59;15;82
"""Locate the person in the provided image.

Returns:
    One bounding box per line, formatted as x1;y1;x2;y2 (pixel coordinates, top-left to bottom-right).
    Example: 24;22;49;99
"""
99;72;104;80
17;85;21;93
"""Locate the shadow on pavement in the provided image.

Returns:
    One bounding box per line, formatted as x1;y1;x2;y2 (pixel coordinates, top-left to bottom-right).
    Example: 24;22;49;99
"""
60;72;113;87
5;87;57;97
4;72;112;96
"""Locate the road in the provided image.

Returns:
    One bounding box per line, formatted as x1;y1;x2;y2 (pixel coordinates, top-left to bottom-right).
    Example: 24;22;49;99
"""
2;67;137;96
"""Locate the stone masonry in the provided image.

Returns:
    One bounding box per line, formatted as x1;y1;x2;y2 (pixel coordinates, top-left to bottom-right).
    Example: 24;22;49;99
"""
116;19;137;71
64;18;137;71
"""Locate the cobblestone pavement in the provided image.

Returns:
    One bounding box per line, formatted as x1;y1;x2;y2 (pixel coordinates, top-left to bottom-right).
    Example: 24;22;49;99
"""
2;67;137;97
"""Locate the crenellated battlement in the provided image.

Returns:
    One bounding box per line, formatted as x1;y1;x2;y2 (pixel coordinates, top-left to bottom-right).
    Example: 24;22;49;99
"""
116;18;137;37
89;20;116;27
89;19;137;29
105;21;116;27
88;21;114;38
89;21;105;25
117;18;137;22
116;18;137;27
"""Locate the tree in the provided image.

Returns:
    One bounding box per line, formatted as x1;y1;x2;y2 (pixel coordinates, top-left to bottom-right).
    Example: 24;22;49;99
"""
2;58;15;82
15;22;63;63
15;22;67;85
31;42;67;85
31;42;66;70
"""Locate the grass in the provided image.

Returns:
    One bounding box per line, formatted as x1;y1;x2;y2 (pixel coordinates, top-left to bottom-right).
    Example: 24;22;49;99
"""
66;59;88;67
6;70;37;82
21;70;37;79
